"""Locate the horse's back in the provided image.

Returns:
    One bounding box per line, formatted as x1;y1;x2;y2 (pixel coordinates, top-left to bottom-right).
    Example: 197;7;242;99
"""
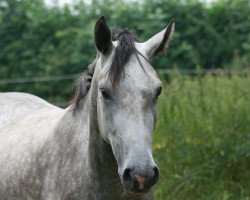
0;92;65;197
0;92;62;129
0;92;65;144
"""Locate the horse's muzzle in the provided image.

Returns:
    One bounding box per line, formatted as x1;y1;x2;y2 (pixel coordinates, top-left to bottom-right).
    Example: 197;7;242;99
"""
121;165;159;194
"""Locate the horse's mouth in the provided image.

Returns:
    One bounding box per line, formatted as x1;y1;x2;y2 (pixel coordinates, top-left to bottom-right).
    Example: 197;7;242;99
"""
123;185;151;196
126;189;150;196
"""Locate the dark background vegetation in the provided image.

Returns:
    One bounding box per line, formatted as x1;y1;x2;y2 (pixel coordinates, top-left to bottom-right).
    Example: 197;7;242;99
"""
0;0;249;199
0;0;249;104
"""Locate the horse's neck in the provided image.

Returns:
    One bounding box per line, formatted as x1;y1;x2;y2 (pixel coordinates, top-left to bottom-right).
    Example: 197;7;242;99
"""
84;78;123;198
58;81;120;199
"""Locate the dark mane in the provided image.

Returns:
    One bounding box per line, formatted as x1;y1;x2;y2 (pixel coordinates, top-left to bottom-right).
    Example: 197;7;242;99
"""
71;28;138;113
71;55;97;113
110;28;138;85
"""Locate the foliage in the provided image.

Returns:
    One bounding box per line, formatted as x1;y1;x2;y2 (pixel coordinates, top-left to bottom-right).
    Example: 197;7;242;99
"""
1;0;250;103
0;0;95;102
153;71;250;199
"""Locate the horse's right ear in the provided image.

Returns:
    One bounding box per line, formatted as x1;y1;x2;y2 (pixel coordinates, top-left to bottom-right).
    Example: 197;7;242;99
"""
94;16;112;54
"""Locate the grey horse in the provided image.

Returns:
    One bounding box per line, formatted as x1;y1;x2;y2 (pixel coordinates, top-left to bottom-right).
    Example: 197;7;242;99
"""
0;16;174;200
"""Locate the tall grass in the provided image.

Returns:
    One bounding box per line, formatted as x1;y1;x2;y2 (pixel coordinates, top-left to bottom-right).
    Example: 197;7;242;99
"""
153;71;250;200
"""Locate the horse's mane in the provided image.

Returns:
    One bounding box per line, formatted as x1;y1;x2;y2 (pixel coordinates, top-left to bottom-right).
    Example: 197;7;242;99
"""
71;28;138;113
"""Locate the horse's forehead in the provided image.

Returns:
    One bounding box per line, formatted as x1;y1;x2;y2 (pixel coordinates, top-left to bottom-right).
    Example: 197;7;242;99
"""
124;55;161;87
128;43;160;85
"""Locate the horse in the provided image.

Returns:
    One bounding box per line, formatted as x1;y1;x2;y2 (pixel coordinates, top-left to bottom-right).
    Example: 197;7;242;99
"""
0;16;174;200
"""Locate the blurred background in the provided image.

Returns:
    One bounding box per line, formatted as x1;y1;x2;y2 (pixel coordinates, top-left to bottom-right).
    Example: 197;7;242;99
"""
0;0;249;199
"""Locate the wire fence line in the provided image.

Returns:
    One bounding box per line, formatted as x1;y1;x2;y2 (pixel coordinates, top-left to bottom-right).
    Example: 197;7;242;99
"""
0;74;78;85
0;69;249;85
1;69;248;107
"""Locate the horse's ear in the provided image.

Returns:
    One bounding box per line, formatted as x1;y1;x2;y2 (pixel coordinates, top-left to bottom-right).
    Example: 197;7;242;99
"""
94;16;112;54
143;19;175;58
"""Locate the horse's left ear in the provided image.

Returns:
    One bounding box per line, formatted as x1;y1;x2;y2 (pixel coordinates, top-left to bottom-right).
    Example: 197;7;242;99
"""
143;19;175;58
94;16;112;54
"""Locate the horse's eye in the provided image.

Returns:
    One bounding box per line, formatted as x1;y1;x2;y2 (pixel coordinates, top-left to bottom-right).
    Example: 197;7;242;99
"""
155;86;162;98
101;90;111;100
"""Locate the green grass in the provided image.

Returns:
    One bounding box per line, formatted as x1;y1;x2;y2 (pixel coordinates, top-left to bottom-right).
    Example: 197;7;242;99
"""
153;71;250;200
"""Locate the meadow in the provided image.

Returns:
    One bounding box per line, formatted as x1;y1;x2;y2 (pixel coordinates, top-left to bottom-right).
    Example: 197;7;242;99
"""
153;71;250;200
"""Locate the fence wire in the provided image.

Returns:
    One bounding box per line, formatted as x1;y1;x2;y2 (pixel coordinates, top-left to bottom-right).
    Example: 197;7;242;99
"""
0;74;78;85
1;69;249;107
0;69;248;85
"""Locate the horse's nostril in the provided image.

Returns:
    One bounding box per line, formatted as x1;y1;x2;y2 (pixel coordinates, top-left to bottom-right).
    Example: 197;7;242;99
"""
152;166;159;183
123;168;132;182
122;166;159;192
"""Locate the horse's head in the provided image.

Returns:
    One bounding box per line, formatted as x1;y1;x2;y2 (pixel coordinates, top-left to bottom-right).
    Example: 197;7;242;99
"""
94;16;174;195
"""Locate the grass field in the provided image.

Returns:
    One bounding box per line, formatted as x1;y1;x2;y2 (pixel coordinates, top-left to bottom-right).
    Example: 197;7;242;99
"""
152;71;250;200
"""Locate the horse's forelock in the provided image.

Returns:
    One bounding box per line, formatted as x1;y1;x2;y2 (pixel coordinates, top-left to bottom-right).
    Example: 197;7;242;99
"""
109;28;138;86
